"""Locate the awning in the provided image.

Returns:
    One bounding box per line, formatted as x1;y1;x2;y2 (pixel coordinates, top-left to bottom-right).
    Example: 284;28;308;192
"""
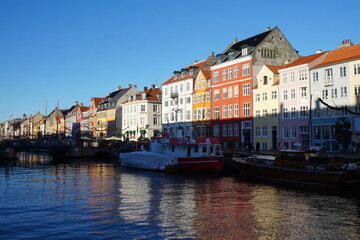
140;130;146;134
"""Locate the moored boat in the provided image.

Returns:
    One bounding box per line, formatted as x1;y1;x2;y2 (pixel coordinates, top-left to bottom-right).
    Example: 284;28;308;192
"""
119;132;224;172
233;149;360;188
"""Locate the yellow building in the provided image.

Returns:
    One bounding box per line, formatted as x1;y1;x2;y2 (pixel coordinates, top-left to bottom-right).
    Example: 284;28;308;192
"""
192;70;212;137
253;65;281;151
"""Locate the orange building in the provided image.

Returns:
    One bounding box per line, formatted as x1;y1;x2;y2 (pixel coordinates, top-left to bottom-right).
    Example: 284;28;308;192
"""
192;70;212;137
211;27;298;150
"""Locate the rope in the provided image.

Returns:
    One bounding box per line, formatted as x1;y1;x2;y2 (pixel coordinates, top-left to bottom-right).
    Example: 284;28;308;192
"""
317;98;360;116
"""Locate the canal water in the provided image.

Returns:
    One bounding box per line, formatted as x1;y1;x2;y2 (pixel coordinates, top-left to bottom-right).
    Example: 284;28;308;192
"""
1;152;360;240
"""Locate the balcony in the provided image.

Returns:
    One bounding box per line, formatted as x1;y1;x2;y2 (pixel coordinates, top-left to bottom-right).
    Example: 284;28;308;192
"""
324;76;334;86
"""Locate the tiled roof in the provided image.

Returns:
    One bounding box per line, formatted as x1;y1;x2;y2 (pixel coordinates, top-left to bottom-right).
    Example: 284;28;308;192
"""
224;30;272;54
92;97;104;108
201;70;211;79
161;60;207;86
280;52;328;69
265;65;283;74
312;44;360;69
122;87;162;103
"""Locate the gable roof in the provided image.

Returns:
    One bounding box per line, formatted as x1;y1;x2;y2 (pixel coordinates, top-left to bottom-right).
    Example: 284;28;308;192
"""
312;44;360;69
161;59;207;86
122;87;162;104
280;51;328;69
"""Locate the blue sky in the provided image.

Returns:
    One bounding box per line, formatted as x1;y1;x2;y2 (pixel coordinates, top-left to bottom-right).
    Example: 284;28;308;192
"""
1;0;359;122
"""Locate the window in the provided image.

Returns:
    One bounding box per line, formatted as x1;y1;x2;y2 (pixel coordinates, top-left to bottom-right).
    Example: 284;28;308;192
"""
141;105;145;112
193;110;197;120
213;72;219;83
165;101;169;107
290;72;295;82
214;89;220;100
299;69;307;81
255;127;260;136
193;96;197;104
322;89;329;99
228;105;233;117
272;91;277;99
153;117;158;125
228;124;233;137
222;88;227;99
263;109;267;117
153;105;158;112
214;125;220;137
323;125;330;139
207;108;211;119
300;87;307;99
263;76;268;85
272;108;277;117
214;107;220;119
202;94;205;102
300;106;309;117
228;68;233;79
180;84;183;92
355;85;360;96
255;110;260;118
186;82;190;91
243;84;250;96
290;88;296;99
234;124;239;136
242;64;250;76
354;63;360;75
262;92;267;101
312;71;319;82
234;104;239;117
206;94;210;101
284;127;289;138
282;73;288;84
291;127;297;138
198;109;202;120
228;86;233;98
164;87;168;96
331;88;338;98
314;126;321;139
283;90;288;101
290;106;296;118
341;87;347;97
222;69;227;80
222;124;227;137
325;68;333;84
197;95;201;103
283;107;289;119
186;110;191;120
262;126;268;136
255;94;260;102
234;66;239;78
222;105;227;118
234;85;239;97
243;103;250;116
340;66;347;77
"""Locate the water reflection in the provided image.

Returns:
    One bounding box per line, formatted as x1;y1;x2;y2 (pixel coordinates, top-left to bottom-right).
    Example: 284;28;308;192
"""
1;153;360;239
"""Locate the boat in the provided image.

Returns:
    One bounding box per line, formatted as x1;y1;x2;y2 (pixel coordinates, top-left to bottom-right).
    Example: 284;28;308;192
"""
119;131;224;172
233;149;360;188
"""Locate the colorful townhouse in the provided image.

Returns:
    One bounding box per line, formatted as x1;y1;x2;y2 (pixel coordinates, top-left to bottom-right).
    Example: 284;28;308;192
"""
192;70;212;138
278;52;327;150
310;41;360;152
96;85;139;138
253;65;281;150
161;55;215;138
88;97;104;137
211;26;299;150
121;85;162;141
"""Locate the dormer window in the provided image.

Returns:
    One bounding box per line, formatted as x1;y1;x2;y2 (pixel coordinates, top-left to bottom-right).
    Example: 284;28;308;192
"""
242;47;248;56
141;93;146;100
228;51;235;60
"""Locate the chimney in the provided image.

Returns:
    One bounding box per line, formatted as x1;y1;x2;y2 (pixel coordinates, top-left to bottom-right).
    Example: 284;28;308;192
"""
338;39;353;49
211;51;214;57
266;27;271;31
151;84;156;88
116;86;122;91
144;86;148;91
233;38;238;44
128;84;133;88
80;103;84;107
74;101;79;106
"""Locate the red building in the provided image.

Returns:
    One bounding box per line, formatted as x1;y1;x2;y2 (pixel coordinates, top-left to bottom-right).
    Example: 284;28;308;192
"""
210;27;299;151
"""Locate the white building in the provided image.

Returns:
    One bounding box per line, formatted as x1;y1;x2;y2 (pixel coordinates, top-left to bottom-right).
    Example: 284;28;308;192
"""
161;55;215;138
122;85;162;141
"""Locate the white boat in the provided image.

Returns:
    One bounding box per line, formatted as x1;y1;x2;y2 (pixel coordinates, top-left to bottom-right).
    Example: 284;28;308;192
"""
119;131;224;172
